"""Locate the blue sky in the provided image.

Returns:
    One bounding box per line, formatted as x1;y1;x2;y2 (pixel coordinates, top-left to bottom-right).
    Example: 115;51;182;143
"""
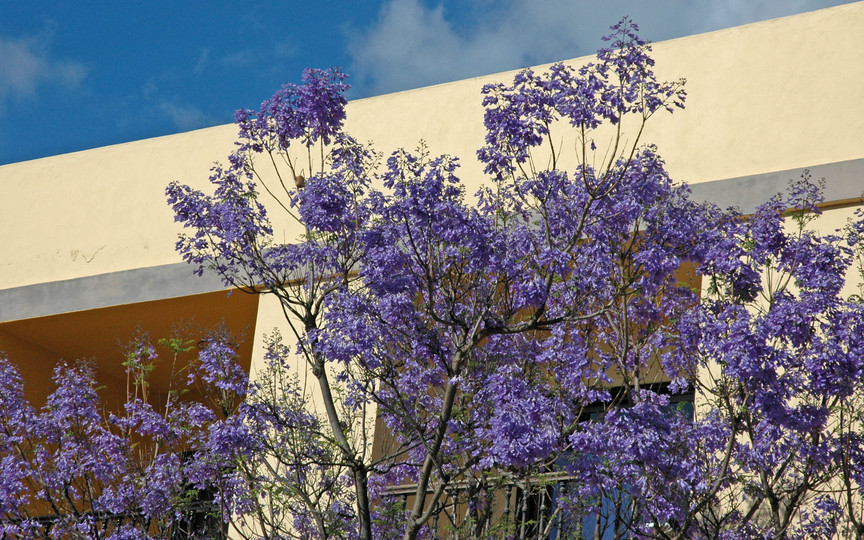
0;0;855;165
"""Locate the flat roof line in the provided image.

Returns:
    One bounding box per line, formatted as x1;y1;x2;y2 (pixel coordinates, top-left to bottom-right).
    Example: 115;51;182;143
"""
2;157;862;322
0;263;228;322
689;158;864;214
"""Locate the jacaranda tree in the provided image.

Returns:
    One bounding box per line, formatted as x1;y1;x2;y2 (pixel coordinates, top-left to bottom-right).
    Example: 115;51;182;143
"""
166;17;864;540
4;17;860;540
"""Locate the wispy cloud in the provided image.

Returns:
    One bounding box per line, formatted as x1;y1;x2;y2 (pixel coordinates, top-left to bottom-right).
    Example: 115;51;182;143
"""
194;47;211;75
158;101;210;131
134;78;212;132
686;0;823;32
0;33;88;114
222;49;259;68
348;0;850;96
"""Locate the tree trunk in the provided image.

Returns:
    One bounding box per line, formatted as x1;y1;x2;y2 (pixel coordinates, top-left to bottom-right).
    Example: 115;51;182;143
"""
354;466;373;540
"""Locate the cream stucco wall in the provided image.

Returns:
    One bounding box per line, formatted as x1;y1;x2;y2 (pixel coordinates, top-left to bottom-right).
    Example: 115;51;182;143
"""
0;125;238;289
1;2;862;292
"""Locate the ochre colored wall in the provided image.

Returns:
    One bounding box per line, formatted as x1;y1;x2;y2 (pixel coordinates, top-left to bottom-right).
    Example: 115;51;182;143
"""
0;290;259;410
0;328;63;407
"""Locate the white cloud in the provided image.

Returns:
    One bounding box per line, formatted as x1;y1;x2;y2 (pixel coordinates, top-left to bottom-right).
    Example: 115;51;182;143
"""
348;0;851;96
348;0;462;94
347;0;672;95
158;101;210;131
0;34;87;113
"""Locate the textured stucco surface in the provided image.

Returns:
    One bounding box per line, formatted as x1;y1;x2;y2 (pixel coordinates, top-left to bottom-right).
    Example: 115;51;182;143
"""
0;3;861;291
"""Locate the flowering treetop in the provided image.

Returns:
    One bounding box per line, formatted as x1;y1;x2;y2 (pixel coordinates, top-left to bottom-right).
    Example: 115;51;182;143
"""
0;16;848;540
165;17;864;540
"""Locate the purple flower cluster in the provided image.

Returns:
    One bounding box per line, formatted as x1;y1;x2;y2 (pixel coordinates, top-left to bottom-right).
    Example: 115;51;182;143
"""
235;68;349;153
478;17;684;181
